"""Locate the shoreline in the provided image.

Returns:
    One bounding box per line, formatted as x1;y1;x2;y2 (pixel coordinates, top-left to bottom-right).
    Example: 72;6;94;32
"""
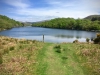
32;26;100;32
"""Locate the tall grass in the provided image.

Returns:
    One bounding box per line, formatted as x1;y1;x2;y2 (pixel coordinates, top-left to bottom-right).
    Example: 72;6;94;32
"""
0;36;44;75
76;43;100;75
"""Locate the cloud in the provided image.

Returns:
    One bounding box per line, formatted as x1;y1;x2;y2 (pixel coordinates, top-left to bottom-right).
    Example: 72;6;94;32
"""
2;0;100;22
46;0;77;7
4;0;29;8
82;0;100;11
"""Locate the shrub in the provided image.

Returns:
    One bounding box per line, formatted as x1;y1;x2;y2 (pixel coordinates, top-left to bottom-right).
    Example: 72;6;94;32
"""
56;49;61;53
97;33;100;38
9;46;15;51
94;38;100;44
86;38;90;43
54;45;61;49
73;40;79;43
54;45;61;53
94;33;100;44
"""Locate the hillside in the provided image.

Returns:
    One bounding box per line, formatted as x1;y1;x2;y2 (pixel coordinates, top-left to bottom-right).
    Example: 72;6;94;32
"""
0;15;23;31
84;15;100;21
32;17;100;31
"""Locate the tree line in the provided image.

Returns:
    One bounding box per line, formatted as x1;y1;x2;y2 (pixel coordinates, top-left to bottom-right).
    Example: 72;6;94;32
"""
32;18;100;31
0;15;24;31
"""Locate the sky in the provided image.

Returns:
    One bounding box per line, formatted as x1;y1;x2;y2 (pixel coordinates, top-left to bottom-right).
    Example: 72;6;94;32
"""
0;0;100;22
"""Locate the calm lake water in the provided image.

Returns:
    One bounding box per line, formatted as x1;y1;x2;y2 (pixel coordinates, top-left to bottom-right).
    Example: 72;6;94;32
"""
0;27;97;43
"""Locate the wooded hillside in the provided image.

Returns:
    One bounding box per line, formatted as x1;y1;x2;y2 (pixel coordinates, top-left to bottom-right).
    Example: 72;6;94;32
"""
32;17;100;31
0;15;23;31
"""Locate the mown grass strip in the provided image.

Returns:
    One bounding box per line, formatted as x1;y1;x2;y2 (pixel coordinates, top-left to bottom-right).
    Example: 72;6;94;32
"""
35;43;51;75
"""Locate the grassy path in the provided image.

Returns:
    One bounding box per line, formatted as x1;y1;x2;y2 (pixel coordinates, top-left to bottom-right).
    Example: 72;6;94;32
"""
36;43;85;75
45;44;67;75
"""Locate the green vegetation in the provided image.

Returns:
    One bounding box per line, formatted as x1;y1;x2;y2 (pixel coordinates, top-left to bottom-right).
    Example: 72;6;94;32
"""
73;39;79;43
54;45;61;53
94;33;100;44
86;38;90;43
32;17;100;31
0;36;100;75
0;15;23;31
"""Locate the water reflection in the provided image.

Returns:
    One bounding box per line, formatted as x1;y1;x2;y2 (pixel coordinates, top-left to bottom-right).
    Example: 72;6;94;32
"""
55;35;74;38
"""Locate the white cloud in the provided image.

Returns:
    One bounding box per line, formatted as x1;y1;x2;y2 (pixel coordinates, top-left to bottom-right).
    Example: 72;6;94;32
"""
4;0;29;8
3;0;100;22
82;0;100;11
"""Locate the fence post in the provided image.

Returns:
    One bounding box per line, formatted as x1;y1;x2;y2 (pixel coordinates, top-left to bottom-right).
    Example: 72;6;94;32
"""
43;35;44;42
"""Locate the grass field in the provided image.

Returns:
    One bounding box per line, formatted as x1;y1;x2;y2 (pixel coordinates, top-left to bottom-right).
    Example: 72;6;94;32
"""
0;36;100;75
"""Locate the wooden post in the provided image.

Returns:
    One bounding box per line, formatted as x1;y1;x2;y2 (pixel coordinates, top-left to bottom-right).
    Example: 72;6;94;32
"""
43;35;44;42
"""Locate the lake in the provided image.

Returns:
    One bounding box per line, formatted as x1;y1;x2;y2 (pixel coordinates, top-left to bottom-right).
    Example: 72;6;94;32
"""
0;27;97;43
